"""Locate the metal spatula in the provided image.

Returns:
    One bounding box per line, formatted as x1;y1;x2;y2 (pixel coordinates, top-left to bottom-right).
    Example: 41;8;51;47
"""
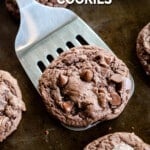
15;0;122;88
15;0;134;130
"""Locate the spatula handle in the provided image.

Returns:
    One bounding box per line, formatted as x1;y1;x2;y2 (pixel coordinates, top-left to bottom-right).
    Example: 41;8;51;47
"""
16;0;34;9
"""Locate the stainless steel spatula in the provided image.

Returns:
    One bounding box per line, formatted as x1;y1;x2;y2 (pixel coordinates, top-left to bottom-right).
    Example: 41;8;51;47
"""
15;0;124;88
15;0;134;130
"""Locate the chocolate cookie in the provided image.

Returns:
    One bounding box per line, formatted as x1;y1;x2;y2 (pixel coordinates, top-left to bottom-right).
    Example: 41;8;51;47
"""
0;70;26;142
136;22;150;75
39;45;133;129
84;132;150;150
5;0;68;19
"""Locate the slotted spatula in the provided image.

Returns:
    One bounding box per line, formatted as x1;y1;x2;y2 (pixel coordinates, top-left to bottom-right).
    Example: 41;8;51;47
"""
15;0;134;130
15;0;126;88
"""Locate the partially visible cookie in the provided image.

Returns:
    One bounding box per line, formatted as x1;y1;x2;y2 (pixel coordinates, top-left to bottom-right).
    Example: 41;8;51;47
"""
0;70;26;142
5;0;19;19
136;22;150;75
39;45;133;129
5;0;68;19
84;132;150;150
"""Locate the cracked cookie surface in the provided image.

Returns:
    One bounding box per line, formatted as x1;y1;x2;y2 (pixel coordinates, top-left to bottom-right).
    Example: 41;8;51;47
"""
137;22;150;75
0;70;26;142
39;45;132;128
84;132;150;150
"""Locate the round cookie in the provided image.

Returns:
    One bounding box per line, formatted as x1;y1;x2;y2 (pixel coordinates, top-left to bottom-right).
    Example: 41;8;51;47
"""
5;0;68;19
39;45;133;129
0;70;26;142
84;132;150;150
136;22;150;75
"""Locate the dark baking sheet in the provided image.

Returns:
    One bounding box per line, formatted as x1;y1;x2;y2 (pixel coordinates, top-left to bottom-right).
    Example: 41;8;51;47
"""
0;0;150;149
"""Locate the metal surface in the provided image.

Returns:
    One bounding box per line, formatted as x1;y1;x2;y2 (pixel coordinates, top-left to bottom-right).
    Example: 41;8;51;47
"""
15;0;76;89
15;0;76;51
0;0;150;149
15;0;125;90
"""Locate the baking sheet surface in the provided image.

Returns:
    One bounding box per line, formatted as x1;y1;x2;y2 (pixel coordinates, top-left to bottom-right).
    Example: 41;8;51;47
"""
0;0;150;149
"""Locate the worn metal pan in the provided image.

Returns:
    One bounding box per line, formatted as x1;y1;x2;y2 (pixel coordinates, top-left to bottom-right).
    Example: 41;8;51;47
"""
0;0;149;149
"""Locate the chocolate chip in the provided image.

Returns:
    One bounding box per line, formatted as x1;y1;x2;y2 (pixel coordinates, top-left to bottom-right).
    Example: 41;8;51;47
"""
110;74;123;83
80;69;93;82
62;101;73;112
58;74;68;87
110;92;121;106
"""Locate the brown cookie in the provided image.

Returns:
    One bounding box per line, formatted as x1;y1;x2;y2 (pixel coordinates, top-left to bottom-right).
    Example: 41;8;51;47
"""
0;70;26;142
5;0;68;19
136;22;150;75
39;45;133;129
84;132;150;150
